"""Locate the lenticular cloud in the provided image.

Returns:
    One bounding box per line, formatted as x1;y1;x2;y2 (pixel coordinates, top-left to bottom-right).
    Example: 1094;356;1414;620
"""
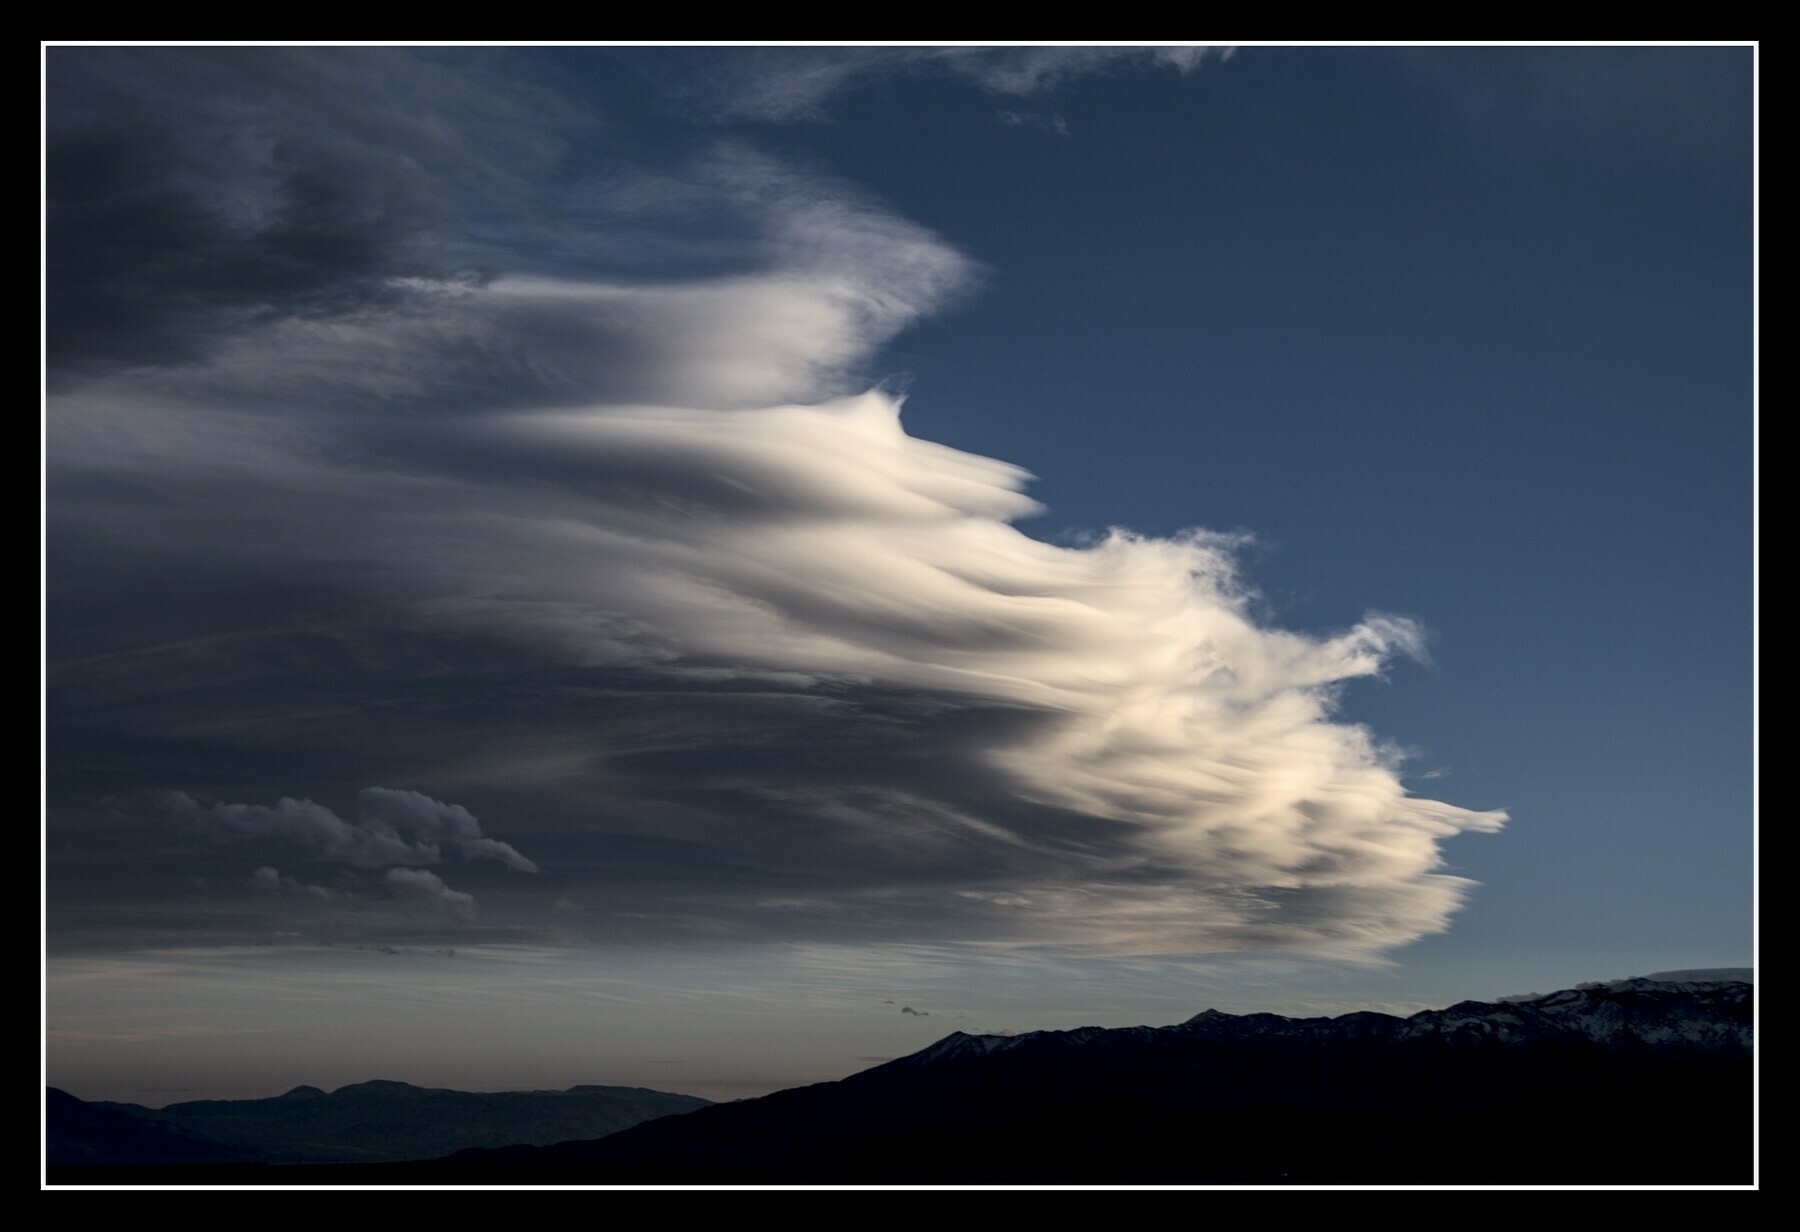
49;378;1504;957
45;50;1504;956
365;389;1508;954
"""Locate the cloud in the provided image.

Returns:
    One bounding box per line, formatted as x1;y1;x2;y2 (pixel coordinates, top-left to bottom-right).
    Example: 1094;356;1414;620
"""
900;1006;930;1016
47;46;1502;962
113;147;973;413
946;46;1226;96
676;46;1232;123
997;109;1071;136
58;382;1502;956
382;868;477;920
162;789;537;873
246;866;334;900
357;788;537;872
45;47;580;382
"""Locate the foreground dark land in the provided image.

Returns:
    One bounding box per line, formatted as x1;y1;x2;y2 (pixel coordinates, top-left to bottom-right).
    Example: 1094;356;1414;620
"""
50;978;1753;1185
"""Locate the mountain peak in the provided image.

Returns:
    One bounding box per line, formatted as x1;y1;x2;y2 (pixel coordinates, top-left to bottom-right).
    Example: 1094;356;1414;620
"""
278;1085;326;1099
332;1080;426;1096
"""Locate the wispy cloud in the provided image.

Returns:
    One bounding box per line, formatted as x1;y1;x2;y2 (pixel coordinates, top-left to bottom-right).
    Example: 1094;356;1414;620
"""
673;46;1232;123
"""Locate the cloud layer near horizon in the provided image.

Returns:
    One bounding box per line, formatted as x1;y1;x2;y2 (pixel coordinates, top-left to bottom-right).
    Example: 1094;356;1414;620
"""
47;46;1503;960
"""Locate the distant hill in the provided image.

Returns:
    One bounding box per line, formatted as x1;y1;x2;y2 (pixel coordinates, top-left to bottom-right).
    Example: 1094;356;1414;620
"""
48;1080;710;1167
47;1088;258;1167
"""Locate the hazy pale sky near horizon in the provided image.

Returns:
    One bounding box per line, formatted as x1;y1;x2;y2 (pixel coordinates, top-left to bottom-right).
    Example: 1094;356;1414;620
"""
45;44;1753;1104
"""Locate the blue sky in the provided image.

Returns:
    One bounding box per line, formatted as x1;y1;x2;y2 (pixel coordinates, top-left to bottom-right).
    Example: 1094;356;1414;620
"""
45;44;1753;1103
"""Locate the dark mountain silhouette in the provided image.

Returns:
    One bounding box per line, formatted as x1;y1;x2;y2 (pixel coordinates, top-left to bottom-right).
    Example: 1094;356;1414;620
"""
48;1080;710;1167
405;976;1750;1184
46;1087;258;1167
47;976;1753;1185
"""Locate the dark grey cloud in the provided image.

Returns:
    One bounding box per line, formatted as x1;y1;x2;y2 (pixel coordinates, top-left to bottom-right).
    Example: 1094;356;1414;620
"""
358;788;538;872
47;44;973;410
161;788;536;873
46;47;579;382
382;868;477;920
247;866;334;900
899;1006;929;1017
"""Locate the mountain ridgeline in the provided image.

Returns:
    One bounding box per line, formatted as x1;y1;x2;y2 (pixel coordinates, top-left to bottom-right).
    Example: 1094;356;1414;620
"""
47;976;1753;1184
47;1081;710;1168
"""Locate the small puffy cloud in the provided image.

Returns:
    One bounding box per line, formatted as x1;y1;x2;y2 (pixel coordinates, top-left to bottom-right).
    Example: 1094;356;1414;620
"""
163;788;536;873
166;792;440;869
900;1006;930;1017
358;788;538;872
383;867;477;920
246;866;334;900
997;109;1071;136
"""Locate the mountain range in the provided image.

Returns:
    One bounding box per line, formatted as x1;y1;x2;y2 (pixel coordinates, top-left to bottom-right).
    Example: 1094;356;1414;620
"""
47;974;1753;1185
47;1080;709;1168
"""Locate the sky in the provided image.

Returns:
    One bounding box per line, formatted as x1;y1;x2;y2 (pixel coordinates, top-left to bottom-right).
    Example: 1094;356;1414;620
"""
43;44;1754;1105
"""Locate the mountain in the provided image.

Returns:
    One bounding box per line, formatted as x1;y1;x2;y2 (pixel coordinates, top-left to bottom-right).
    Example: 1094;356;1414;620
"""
424;976;1753;1184
46;1088;258;1167
48;1080;711;1168
46;977;1753;1184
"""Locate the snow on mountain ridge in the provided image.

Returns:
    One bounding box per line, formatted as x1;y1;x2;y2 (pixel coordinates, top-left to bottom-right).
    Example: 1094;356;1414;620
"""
886;978;1751;1071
